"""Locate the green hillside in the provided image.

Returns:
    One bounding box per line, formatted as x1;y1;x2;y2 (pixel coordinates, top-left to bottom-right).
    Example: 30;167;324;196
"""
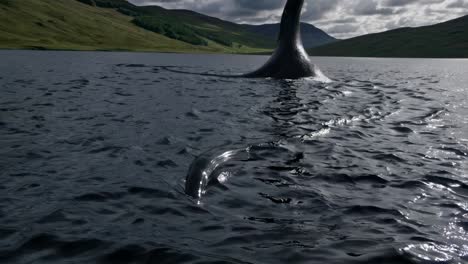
309;15;468;58
0;0;271;53
77;0;275;50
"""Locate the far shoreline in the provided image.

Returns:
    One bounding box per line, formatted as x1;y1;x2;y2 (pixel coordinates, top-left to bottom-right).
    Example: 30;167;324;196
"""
0;47;273;56
1;47;468;60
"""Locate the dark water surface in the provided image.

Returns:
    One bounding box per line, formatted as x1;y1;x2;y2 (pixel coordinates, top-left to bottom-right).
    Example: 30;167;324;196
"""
1;50;467;264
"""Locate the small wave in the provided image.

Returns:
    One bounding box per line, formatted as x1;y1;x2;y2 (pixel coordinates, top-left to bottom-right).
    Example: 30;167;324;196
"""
324;116;362;126
116;64;147;68
300;127;331;141
401;242;468;264
128;187;175;199
304;67;333;83
74;192;125;202
391;126;414;134
345;205;404;217
422;108;447;121
259;193;292;204
157;160;178;168
0;234;108;262
88;146;126;156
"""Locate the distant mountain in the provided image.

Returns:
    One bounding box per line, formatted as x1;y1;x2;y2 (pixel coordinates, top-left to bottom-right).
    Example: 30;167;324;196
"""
243;23;337;48
79;0;336;49
0;0;336;53
309;15;468;58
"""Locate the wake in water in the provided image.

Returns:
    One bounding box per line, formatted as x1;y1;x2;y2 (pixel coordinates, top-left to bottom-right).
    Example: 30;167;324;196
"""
155;66;333;83
184;76;332;201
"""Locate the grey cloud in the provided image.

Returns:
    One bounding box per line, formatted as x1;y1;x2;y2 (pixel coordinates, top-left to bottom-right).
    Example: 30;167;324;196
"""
448;0;468;8
326;24;360;34
302;0;340;20
129;0;468;39
353;0;396;16
330;18;358;24
383;0;419;7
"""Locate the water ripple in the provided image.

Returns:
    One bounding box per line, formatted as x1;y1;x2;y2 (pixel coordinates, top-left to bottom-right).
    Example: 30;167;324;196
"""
1;51;468;263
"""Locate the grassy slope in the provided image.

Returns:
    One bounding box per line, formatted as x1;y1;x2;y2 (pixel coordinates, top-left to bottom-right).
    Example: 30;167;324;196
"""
0;0;269;53
309;15;468;58
134;6;275;50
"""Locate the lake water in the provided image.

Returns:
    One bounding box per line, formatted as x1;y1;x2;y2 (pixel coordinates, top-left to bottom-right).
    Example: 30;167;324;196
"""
0;50;467;264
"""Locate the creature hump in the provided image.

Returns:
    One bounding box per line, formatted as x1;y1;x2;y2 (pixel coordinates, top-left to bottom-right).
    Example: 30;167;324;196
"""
243;0;316;79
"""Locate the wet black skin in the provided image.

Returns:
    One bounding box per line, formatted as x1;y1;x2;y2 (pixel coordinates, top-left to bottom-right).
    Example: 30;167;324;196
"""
185;148;245;199
184;155;212;200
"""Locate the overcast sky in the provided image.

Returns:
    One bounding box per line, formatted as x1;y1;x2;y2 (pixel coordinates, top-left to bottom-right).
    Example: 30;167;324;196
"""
129;0;468;39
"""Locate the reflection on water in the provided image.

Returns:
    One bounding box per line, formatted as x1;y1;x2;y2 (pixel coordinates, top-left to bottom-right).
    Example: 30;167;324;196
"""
0;51;468;264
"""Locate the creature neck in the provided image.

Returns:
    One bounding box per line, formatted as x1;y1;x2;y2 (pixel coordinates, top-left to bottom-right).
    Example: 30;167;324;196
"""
278;0;304;48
